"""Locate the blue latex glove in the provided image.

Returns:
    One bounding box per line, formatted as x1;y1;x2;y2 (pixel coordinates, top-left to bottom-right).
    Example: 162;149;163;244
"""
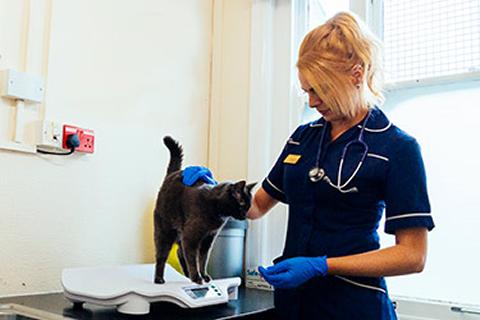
182;166;218;186
258;256;328;289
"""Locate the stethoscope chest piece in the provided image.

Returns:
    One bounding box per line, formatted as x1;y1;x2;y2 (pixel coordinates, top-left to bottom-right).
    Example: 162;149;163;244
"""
309;167;325;182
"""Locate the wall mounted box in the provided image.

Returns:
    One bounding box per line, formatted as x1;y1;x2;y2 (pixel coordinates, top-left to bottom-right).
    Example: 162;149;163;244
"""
36;120;63;150
0;69;45;103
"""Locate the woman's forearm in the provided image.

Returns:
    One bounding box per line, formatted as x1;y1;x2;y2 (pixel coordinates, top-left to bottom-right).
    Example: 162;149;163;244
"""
327;228;427;277
247;187;278;220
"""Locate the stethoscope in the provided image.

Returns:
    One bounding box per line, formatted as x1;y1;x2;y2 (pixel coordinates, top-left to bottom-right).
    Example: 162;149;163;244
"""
308;109;371;193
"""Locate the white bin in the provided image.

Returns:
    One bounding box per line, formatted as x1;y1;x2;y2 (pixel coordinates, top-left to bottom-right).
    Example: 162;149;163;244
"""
207;218;248;279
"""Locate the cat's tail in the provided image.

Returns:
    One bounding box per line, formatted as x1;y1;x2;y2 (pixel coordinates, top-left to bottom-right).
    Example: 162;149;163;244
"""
163;136;183;175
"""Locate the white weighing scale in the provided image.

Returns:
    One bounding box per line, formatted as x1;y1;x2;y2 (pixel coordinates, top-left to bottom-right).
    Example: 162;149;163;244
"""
62;263;241;315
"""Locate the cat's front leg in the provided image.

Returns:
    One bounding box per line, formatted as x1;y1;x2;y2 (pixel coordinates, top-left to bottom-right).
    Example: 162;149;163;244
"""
199;234;216;282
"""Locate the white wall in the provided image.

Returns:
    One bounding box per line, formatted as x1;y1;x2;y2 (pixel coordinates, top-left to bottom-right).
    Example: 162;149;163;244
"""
0;0;213;296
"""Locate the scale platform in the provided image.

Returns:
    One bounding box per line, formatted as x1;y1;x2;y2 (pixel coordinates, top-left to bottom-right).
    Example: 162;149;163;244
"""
62;263;241;315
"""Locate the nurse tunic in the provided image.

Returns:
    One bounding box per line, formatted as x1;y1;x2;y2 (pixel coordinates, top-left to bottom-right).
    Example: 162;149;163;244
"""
261;106;435;319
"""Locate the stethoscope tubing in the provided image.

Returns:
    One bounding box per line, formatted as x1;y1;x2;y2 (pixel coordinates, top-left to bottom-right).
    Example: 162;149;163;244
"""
309;109;371;192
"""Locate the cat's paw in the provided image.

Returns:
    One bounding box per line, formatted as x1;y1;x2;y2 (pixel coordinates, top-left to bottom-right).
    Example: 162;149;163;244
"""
191;274;203;285
201;274;212;282
154;277;165;284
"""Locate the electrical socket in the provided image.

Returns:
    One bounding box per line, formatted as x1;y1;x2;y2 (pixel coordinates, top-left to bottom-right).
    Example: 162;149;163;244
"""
36;120;63;150
63;124;95;153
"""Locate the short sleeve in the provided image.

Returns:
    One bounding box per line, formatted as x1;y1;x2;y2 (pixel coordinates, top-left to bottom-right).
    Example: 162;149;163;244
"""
384;138;434;234
261;143;289;203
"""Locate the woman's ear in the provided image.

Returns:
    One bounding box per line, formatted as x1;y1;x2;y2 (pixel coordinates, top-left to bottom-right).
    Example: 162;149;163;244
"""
351;64;364;88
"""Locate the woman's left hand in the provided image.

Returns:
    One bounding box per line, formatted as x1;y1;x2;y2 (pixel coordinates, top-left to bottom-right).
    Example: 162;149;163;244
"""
258;256;328;289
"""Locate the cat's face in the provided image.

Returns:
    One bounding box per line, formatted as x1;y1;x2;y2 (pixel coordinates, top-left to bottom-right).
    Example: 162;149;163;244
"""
229;181;256;220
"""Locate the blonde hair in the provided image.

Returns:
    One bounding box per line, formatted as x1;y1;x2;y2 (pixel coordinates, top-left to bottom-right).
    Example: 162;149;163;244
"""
297;12;384;119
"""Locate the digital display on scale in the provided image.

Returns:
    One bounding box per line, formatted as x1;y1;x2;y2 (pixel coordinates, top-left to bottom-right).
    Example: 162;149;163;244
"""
184;284;222;300
190;287;209;298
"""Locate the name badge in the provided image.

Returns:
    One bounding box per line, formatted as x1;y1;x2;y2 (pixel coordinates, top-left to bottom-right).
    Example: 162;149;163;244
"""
283;154;301;164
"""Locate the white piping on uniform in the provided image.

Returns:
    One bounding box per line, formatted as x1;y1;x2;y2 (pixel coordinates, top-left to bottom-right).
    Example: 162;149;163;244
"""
266;178;284;194
287;139;300;145
358;121;392;132
367;153;389;162
335;276;386;294
309;123;324;127
386;213;431;221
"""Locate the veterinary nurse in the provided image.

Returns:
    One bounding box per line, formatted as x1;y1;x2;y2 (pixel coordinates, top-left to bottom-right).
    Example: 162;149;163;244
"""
247;12;434;320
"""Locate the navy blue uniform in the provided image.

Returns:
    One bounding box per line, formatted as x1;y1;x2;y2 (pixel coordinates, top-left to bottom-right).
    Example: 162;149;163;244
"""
262;107;434;319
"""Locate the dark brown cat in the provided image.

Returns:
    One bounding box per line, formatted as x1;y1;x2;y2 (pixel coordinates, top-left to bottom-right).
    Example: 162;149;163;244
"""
154;136;255;284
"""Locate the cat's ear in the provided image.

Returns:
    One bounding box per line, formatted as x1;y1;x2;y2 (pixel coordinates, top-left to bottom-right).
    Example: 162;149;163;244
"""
246;182;257;193
233;180;246;190
231;181;246;201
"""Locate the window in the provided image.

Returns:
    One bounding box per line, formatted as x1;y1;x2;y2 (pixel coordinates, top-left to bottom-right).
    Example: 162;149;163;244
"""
378;0;480;307
382;0;480;87
307;0;350;29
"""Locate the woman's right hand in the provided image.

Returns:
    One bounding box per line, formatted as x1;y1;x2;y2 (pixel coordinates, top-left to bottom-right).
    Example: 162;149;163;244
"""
247;187;278;220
